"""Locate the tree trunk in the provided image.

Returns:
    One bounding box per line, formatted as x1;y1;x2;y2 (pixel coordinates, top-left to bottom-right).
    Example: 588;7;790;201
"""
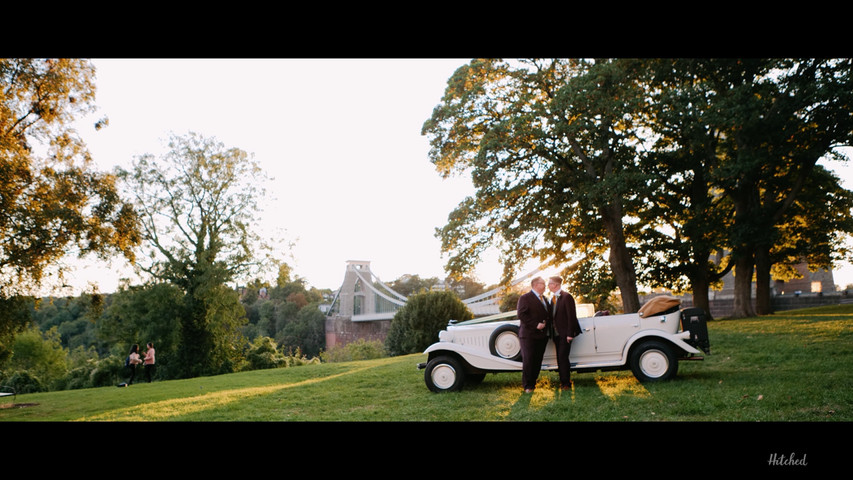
731;254;756;318
754;247;774;315
601;204;640;313
690;273;713;321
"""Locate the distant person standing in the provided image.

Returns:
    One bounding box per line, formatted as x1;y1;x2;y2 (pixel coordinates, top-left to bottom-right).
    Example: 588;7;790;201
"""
143;342;156;382
127;344;142;385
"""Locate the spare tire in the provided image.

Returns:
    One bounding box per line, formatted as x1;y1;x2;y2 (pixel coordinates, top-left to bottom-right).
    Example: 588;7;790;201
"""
489;324;522;361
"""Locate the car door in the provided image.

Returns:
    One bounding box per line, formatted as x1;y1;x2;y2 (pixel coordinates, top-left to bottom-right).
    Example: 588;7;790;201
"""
591;313;637;354
568;316;596;363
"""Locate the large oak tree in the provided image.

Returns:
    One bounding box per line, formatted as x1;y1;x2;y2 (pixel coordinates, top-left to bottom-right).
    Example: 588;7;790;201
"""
1;58;140;364
423;59;649;313
641;59;853;317
425;58;853;318
120;132;273;377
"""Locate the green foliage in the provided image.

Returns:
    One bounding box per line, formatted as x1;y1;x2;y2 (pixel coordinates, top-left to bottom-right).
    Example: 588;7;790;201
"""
635;58;853;316
385;274;486;299
243;336;287;370
0;58;140;297
240;273;330;358
98;281;248;381
424;58;853;318
385;290;473;356
2;370;45;394
119;132;274;289
203;284;249;376
276;302;326;358
320;339;388;363
58;354;126;390
386;274;439;296
172;284;248;379
0;58;140;384
498;290;521;312
282;350;321;367
423;59;650;312
89;355;127;388
119;132;275;379
4;280;327;391
31;294;106;354
0;296;32;367
564;255;620;313
60;365;98;391
98;282;183;371
241;337;320;371
8;326;68;388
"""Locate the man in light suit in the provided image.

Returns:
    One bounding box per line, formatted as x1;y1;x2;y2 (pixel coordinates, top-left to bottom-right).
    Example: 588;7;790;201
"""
548;276;582;390
516;276;551;393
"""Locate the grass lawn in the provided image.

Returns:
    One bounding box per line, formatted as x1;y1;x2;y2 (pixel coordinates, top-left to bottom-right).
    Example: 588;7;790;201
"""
2;304;849;471
3;304;851;423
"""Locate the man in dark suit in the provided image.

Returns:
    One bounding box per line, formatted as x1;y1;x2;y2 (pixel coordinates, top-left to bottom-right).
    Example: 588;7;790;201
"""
516;276;551;393
547;276;582;390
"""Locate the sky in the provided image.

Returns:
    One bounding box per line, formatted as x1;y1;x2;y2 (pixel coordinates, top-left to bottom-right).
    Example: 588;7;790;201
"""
61;58;513;294
52;58;853;295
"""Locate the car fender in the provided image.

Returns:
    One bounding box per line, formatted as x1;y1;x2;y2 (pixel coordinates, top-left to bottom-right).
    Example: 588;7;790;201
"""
622;329;701;361
424;342;523;372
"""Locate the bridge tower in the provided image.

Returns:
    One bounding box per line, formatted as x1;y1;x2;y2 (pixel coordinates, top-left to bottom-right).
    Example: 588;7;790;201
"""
324;260;403;349
336;260;375;319
330;260;405;321
324;260;542;348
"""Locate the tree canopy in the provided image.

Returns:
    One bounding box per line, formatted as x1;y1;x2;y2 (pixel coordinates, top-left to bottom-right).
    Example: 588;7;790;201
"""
1;58;140;296
639;59;853;316
1;58;140;364
424;58;853;317
120;132;273;290
119;132;275;377
423;59;652;312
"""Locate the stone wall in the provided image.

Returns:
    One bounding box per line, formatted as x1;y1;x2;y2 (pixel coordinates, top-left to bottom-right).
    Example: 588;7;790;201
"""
325;314;391;349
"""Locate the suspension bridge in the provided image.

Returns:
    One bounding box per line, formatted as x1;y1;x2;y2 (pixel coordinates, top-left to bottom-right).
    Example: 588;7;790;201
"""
326;260;543;321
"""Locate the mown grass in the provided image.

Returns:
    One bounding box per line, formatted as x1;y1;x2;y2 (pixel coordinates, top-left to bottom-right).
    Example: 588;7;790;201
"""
2;304;851;423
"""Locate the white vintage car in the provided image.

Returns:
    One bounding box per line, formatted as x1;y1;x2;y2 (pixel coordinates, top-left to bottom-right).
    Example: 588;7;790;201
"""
418;301;710;392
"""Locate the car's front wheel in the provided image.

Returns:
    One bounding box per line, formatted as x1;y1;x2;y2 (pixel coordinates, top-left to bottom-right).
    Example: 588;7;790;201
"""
629;340;678;382
424;355;466;392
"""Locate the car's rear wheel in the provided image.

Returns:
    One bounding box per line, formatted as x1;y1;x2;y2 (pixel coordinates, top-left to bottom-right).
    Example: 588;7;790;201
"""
424;355;466;392
630;340;678;382
489;324;522;361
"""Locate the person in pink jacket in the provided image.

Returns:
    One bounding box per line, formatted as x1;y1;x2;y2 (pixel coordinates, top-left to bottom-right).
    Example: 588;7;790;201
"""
143;342;156;383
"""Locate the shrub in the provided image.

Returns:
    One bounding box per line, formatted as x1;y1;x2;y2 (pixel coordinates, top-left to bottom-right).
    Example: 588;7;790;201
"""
4;370;46;394
280;347;321;367
385;290;472;356
244;336;286;370
277;303;326;358
59;365;94;390
499;291;521;312
320;339;388;363
88;355;127;388
9;326;68;387
240;338;321;371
